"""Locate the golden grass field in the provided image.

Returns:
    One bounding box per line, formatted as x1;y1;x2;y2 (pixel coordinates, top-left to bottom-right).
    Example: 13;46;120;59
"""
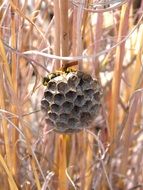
0;0;143;189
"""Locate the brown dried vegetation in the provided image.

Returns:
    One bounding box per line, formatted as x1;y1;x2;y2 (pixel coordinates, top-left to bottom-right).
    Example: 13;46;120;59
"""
0;0;143;190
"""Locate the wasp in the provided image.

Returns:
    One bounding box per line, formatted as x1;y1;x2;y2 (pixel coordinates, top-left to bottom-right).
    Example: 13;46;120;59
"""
42;62;77;86
42;72;61;86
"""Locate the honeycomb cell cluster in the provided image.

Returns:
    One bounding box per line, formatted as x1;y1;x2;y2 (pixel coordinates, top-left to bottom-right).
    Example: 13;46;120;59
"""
41;71;102;133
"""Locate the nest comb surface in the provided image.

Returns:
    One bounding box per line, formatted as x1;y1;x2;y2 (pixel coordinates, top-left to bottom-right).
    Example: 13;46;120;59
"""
41;71;102;133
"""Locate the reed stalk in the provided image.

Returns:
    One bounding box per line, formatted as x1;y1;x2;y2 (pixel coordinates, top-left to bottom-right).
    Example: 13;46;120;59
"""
58;134;68;190
0;37;13;188
109;2;131;153
60;0;69;67
53;1;69;189
11;0;19;181
53;0;61;69
0;1;142;189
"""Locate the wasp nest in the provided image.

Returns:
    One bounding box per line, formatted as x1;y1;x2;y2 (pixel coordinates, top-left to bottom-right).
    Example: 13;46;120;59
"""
41;71;102;133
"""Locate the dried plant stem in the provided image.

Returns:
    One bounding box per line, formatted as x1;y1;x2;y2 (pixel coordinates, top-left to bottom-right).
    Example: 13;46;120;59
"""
72;0;85;71
11;2;19;181
84;133;94;190
130;44;143;93
58;134;68;190
109;2;131;154
0;153;18;190
23;0;42;49
59;0;69;68
119;27;143;188
0;38;13;176
30;158;41;190
11;8;17;92
54;2;69;188
121;21;143;122
53;0;61;69
21;121;41;190
93;12;103;76
79;132;86;189
82;0;89;39
0;77;14;188
0;38;13;87
75;0;85;55
119;94;140;188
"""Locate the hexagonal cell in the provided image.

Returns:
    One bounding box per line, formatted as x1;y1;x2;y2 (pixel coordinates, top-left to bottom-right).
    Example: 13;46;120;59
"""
54;93;65;105
77;71;84;78
51;104;60;113
71;106;80;117
84;89;94;100
45;118;55;127
47;81;57;91
74;95;85;106
44;90;53;102
48;112;58;121
57;81;68;93
91;80;100;91
78;78;84;86
80;112;92;126
61;101;73;114
59;113;69;123
67;73;80;88
90;104;101;116
65;90;77;102
82;100;93;111
93;91;101;102
68;118;79;128
41;98;50;111
80;79;92;90
76;87;82;95
82;73;92;83
56;122;68;130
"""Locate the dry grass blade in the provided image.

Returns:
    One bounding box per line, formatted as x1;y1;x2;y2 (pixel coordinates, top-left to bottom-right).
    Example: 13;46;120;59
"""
121;89;143;176
0;153;18;190
58;135;68;190
109;1;131;152
0;38;13;87
0;0;143;189
60;0;69;66
53;0;61;69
